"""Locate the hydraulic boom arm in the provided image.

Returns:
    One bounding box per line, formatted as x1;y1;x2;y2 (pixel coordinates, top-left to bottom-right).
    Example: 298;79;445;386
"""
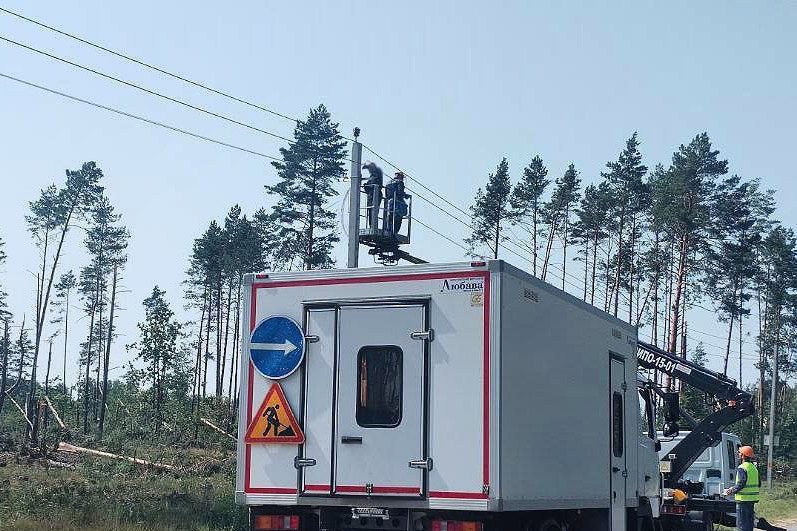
636;341;754;487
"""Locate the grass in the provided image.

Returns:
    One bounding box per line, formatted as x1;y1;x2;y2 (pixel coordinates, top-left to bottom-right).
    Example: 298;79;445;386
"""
0;452;247;531
716;480;797;530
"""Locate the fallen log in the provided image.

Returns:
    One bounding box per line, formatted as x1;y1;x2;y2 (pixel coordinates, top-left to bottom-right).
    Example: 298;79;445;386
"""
44;395;68;430
4;392;33;430
58;442;177;471
200;417;237;441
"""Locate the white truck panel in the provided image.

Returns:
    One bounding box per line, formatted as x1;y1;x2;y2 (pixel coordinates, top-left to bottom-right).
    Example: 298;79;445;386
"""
236;260;641;515
497;263;637;510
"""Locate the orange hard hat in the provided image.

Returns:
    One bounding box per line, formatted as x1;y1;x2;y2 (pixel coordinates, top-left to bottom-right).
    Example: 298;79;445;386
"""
739;446;755;458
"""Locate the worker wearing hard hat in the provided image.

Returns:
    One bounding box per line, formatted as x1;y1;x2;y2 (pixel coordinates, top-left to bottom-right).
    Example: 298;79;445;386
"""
723;445;760;531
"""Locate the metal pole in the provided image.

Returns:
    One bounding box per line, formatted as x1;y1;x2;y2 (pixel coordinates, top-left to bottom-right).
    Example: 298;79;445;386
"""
347;129;363;268
766;312;779;489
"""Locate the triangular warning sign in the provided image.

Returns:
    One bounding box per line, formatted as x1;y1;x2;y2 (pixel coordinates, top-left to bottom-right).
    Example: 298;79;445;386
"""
244;383;305;444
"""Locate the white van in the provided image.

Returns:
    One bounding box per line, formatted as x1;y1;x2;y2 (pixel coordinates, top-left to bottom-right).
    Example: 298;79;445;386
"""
658;431;741;496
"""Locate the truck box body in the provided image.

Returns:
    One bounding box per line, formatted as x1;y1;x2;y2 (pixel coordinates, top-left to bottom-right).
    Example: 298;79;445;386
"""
236;260;639;523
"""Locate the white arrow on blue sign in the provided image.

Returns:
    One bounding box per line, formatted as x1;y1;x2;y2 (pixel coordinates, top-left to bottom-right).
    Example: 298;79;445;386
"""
249;316;305;379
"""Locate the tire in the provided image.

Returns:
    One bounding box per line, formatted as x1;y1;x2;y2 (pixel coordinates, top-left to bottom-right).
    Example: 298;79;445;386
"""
537;519;562;531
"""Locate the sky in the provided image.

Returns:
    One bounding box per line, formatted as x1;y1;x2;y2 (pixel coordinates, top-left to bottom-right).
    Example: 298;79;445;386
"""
0;1;795;390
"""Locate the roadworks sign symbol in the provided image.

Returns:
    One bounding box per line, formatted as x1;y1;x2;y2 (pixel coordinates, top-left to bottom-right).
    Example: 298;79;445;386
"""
244;383;305;444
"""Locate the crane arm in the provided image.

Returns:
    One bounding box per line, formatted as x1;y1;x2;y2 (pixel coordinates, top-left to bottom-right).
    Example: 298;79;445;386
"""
636;341;754;487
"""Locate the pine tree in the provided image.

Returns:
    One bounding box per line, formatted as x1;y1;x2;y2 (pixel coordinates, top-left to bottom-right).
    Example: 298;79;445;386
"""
510;156;550;275
266;104;347;270
540;163;581;284
706;176;774;377
466;158;512;258
602;133;648;318
52;271;76;394
575;181;613;304
660;133;728;357
77;194;128;434
134;286;182;432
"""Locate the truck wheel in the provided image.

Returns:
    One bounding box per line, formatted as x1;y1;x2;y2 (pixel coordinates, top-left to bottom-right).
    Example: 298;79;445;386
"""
536;519;562;531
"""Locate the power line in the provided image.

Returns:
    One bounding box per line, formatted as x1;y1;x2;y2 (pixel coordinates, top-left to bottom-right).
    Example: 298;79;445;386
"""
0;7;770;348
412;217;470;253
0;35;295;144
0;6;301;126
0;72;280;160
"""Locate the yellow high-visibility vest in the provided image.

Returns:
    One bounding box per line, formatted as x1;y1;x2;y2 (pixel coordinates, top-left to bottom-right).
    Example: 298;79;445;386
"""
735;461;760;503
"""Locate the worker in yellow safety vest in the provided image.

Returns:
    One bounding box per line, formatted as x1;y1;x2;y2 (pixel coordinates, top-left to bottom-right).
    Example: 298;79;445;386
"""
723;445;760;531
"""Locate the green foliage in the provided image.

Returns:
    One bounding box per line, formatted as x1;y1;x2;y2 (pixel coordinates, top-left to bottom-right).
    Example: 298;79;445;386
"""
510;156;550;274
265;104;347;270
130;286;184;429
467;157;513;258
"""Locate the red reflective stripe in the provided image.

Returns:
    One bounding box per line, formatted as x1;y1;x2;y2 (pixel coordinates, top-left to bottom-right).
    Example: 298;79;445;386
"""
429;491;488;499
245;271;492;494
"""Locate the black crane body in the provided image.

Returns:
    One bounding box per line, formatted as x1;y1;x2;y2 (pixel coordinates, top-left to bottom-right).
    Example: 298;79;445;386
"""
636;340;754;488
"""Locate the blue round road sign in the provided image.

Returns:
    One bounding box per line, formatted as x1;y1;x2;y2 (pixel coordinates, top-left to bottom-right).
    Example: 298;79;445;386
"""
249;316;305;379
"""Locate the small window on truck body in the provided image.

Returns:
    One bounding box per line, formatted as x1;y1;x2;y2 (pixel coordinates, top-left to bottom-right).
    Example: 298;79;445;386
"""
356;346;403;428
612;392;624;457
727;440;736;469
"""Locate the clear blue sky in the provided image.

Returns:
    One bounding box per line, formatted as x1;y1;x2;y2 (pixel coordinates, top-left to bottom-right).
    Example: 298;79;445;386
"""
1;1;795;388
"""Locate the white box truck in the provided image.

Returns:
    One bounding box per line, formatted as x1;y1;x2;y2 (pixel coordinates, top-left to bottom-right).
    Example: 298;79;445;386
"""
235;260;665;531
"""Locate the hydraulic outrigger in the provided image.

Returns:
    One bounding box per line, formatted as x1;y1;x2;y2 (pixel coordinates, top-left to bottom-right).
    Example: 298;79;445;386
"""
636;341;784;531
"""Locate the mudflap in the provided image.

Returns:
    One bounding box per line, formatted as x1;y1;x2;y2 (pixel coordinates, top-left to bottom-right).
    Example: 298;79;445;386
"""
756;517;787;531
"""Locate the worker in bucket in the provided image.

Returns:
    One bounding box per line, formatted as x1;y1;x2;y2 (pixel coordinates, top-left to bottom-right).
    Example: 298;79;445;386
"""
724;445;760;531
361;161;383;228
383;171;408;235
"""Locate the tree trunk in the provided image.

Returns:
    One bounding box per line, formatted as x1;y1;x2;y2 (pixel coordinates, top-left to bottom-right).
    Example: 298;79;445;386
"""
613;206;626;318
532;205;538;276
668;234;689;355
723;311;736;376
227;279;242;404
738;304;743;386
215;271;222;397
590;231;599;305
0;320;9;414
493;217;500;259
83;301;97;435
219;279;233;398
203;286;212;399
63;289;70;395
97;266;118;440
582;239;589;301
541;218;558;281
32;201;80;418
757;288;766;451
306;158;319;270
561;207;569;291
628;215;637;323
44;340;53;395
191;288;208;414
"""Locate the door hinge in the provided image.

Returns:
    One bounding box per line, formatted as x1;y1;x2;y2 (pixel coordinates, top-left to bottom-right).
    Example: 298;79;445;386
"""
621;382;628;391
305;334;320;343
410;329;435;342
482;485;490;496
408;458;433;471
294;456;317;469
365;483;374;495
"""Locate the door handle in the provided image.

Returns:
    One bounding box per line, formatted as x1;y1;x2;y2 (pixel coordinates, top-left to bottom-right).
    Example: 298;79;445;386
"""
612;466;620;472
341;436;363;444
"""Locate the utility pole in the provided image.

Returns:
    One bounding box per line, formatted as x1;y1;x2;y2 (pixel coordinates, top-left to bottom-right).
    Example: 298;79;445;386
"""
347;127;363;268
766;313;779;489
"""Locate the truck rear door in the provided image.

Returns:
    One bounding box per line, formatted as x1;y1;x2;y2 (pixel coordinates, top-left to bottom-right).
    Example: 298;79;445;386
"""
334;304;427;496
